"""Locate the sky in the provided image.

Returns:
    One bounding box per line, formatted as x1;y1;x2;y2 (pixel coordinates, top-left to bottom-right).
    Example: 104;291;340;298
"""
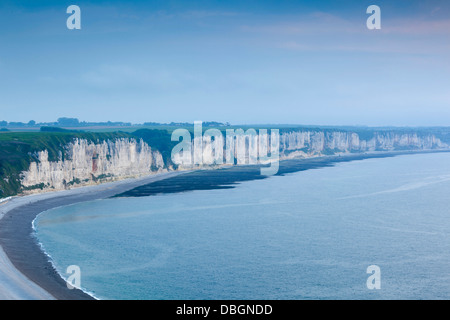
0;0;449;126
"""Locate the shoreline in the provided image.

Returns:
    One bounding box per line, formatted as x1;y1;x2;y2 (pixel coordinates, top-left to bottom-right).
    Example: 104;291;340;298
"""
0;170;186;300
0;149;449;299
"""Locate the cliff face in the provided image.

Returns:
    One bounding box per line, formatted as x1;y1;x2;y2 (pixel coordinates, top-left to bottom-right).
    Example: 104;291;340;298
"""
279;131;448;159
175;130;449;168
18;129;449;194
21;138;164;192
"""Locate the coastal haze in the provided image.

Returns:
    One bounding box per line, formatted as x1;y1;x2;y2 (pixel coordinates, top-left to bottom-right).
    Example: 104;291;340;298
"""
1;0;450;302
0;0;449;126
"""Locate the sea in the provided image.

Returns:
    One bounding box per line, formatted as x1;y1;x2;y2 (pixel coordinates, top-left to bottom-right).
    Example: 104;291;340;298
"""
33;152;450;299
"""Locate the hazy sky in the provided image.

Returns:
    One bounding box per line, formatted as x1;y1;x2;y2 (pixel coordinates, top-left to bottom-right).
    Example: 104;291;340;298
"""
0;0;449;125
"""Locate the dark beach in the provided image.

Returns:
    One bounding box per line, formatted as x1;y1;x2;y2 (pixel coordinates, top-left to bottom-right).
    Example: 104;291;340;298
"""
0;171;184;299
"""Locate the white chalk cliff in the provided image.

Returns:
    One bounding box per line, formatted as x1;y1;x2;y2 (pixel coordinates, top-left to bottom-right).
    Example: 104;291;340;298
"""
279;131;447;158
20;130;448;193
21;138;164;192
177;130;448;167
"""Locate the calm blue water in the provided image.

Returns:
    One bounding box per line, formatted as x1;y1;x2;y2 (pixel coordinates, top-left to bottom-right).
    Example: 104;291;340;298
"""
34;153;450;299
